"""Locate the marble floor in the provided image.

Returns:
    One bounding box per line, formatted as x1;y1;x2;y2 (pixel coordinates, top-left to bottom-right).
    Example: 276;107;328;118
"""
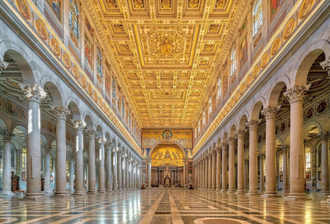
0;189;330;224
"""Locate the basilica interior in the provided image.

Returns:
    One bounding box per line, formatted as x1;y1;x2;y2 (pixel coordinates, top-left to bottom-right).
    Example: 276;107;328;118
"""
0;0;330;223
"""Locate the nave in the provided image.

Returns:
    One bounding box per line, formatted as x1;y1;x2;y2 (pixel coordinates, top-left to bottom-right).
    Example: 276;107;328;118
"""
0;189;329;224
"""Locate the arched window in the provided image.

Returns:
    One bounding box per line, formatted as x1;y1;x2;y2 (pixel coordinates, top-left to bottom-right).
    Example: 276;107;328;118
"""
217;77;221;98
198;121;201;132
209;97;212;115
230;48;237;76
279;154;283;171
306;147;311;169
202;111;205;124
112;78;116;99
96;48;102;77
129;111;132;126
50;155;54;172
69;0;79;38
21;148;27;169
253;0;263;37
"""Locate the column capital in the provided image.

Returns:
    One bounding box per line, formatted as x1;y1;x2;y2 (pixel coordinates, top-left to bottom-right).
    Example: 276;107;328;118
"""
283;85;310;104
216;146;221;152
0;58;9;71
87;129;96;139
44;145;52;154
320;57;330;76
318;131;330;140
220;143;227;150
282;145;290;153
51;106;71;119
259;153;265;159
235;130;246;139
246;120;259;131
244;159;249;164
226;137;235;145
71;119;86;130
20;84;47;103
2;131;14;141
105;142;114;149
261;106;281;120
97;137;106;144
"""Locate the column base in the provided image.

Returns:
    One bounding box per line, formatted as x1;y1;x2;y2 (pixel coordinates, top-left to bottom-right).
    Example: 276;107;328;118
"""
284;193;312;201
23;194;45;201
1;191;15;196
106;189;113;192
227;189;235;194
216;189;221;192
220;189;227;193
98;189;106;193
261;193;280;199
246;191;260;196
73;191;85;196
235;190;245;195
54;192;71;198
88;190;97;194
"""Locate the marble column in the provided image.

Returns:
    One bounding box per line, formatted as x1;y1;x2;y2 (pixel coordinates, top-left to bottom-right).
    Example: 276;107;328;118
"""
244;159;249;190
1;132;14;195
209;154;212;190
87;130;97;193
52;106;70;197
105;143;113;192
72;120;86;195
259;154;265;192
221;143;228;192
284;85;310;201
118;152;123;190
261;106;281;198
113;149;118;191
69;156;75;193
183;161;186;186
212;151;216;190
236;130;245;194
122;154;126;190
246;120;259;196
216;148;221;191
20;84;47;200
97;137;106;193
319;132;330;193
202;159;205;189
282;146;289;193
227;137;236;193
43;147;52;193
148;160;151;188
205;156;208;189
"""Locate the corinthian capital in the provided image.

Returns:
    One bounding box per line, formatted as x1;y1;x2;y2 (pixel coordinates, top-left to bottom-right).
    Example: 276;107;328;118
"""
2;131;14;141
220;143;227;150
261;106;281;120
87;129;96;139
235;130;246;139
20;84;47;103
71;119;86;130
97;137;106;144
105;142;114;149
246;120;259;131
320;57;330;76
283;85;310;104
0;59;9;71
318;131;330;140
51;106;71;119
226;137;236;145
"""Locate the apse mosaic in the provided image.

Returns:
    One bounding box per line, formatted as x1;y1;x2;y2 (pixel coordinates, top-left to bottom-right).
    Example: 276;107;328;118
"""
150;146;184;166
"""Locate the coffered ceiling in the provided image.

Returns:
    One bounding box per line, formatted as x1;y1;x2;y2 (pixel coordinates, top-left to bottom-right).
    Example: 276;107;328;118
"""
86;0;244;128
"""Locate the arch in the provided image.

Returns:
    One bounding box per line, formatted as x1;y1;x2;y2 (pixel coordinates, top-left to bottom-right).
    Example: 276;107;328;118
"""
2;49;36;85
303;122;322;139
105;131;111;143
11;125;28;140
42;79;64;106
83;112;94;129
292;40;330;86
217;137;222;147
96;124;103;138
40;134;48;146
222;132;229;143
267;80;288;107
324;116;330;132
0;117;8;132
229;124;237;137
250;99;265;121
148;140;186;158
66;98;81;120
238;114;248;130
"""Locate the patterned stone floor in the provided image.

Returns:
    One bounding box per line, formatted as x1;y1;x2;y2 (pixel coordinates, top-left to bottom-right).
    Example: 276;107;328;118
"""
0;189;330;224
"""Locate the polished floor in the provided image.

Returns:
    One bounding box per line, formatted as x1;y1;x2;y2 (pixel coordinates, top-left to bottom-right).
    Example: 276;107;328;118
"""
0;189;330;224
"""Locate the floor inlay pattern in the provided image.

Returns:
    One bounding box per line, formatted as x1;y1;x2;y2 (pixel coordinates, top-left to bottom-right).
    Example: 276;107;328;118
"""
0;189;329;223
